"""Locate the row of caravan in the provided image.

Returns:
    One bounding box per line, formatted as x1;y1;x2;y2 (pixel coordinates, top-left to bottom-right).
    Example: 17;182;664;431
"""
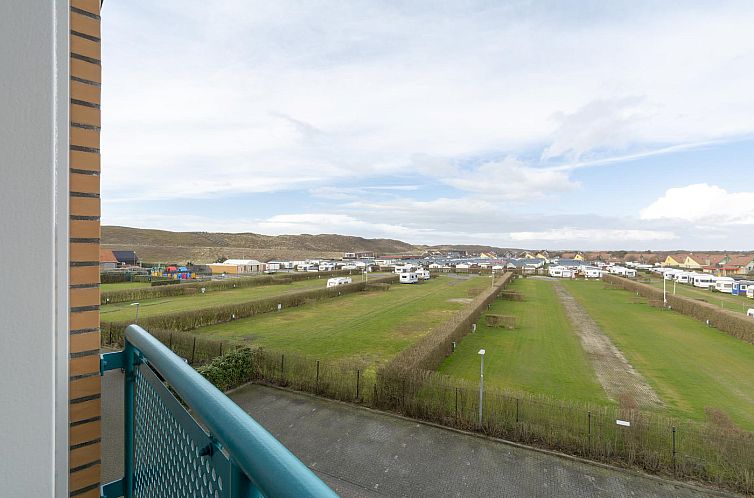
654;268;754;295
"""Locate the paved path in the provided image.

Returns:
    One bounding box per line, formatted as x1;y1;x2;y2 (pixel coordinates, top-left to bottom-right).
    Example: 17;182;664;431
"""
228;384;724;497
552;282;663;409
102;369;727;497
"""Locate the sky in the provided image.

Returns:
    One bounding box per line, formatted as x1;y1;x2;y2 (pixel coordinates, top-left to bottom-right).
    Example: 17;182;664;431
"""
100;0;754;250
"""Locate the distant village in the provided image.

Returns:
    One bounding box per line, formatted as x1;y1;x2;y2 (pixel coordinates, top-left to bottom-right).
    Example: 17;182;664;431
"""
100;248;754;279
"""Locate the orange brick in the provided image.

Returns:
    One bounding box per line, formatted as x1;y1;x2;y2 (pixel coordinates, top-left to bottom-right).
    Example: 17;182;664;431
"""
70;376;101;401
70;266;100;286
70;12;100;39
70;310;99;330
70;219;100;239
71;58;100;83
71;126;99;150
70;398;101;423
71;103;100;128
70;487;100;498
71;80;100;105
70;172;99;195
70;196;100;217
70;149;100;172
70;286;99;308
69;463;100;491
69;355;99;377
70;419;101;446
69;442;100;470
71;34;100;60
70;331;100;353
70;242;99;262
71;0;101;15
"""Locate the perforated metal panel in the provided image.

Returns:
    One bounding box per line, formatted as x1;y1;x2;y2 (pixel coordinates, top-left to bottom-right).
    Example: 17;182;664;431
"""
133;363;231;498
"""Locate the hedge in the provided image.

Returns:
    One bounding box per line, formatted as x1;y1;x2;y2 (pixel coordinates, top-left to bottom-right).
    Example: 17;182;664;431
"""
101;269;358;304
603;274;754;345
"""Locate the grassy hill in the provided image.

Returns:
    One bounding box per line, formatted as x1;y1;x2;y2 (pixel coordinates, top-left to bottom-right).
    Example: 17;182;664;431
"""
102;226;419;263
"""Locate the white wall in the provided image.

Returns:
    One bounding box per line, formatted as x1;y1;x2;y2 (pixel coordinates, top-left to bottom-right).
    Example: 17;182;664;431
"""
0;1;69;496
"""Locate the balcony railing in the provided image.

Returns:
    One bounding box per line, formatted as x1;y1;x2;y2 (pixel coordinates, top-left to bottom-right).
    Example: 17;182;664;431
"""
100;324;337;498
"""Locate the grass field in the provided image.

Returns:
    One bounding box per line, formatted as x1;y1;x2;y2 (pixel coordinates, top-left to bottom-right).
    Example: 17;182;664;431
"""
643;274;753;315
100;276;360;322
101;281;152;292
194;275;489;366
436;278;608;405
562;279;754;430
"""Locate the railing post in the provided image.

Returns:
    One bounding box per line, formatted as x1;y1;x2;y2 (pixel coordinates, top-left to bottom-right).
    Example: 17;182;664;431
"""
191;336;197;364
123;341;136;498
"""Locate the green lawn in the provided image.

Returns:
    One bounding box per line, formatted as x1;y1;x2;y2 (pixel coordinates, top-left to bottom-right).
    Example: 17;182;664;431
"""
194;275;489;366
101;281;152;292
437;278;607;405
643;274;753;315
562;279;754;430
100;276;359;322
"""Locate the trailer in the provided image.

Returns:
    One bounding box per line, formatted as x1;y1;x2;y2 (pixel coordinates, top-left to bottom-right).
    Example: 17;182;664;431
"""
414;269;431;280
399;273;419;284
732;280;753;296
713;277;735;294
326;277;352;288
692;274;715;289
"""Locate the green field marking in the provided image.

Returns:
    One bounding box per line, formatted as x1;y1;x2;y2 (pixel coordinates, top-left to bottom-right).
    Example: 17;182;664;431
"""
194;276;489;366
101;281;152;292
437;278;608;405
643;274;753;314
100;276;361;322
562;279;754;430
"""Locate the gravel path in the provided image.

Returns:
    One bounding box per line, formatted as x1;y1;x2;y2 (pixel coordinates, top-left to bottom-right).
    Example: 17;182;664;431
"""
552;282;663;409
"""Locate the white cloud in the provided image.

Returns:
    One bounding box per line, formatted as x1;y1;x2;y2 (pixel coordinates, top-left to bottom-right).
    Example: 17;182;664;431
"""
509;228;677;242
640;184;754;225
101;1;754;201
439;156;578;200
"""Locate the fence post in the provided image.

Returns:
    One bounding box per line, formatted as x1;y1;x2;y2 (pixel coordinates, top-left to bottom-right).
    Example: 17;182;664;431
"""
109;327;113;345
401;378;406;410
672;426;676;475
316;360;320;391
455;387;459;423
190;337;197;364
516;398;520;424
168;332;173;350
219;341;223;356
588;411;592;450
281;354;285;381
356;369;360;400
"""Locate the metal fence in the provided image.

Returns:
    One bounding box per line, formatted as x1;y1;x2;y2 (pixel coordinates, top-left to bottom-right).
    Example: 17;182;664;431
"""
100;325;336;498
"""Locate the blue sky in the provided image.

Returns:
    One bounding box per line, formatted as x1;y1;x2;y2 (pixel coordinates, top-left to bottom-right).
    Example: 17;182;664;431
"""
100;1;754;250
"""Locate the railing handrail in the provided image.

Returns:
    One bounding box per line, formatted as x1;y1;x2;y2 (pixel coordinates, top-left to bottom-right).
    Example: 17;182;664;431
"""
125;324;337;498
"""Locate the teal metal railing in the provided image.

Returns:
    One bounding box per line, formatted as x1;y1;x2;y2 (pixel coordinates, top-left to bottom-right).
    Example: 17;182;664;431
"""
100;324;338;498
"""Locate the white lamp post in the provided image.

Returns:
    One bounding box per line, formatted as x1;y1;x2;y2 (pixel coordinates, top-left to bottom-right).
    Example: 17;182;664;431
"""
663;277;667;307
478;349;486;425
130;302;140;324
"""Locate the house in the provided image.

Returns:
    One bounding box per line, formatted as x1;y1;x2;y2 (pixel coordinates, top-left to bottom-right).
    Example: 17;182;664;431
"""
100;249;118;270
208;259;265;274
662;254;687;267
343;251;374;260
112;249;138;266
479;252;497;259
719;255;754;275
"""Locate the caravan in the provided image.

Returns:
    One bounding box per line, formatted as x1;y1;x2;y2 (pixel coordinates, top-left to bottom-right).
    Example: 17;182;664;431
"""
414;269;431;280
692;274;715;289
326;277;352;288
713;277;735;294
400;273;419;284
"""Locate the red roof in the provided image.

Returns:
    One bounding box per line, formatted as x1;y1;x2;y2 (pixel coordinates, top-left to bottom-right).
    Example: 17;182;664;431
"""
100;249;118;263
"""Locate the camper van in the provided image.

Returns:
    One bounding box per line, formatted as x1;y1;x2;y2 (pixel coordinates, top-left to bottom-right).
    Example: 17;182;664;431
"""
692;274;715;289
732;280;753;296
326;277;352;288
713;277;735;294
400;273;419;284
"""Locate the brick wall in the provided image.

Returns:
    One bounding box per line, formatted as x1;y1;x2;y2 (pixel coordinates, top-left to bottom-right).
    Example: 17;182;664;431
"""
69;0;102;496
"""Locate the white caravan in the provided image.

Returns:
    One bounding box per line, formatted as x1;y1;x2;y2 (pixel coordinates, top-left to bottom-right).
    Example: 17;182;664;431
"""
326;277;352;288
400;273;419;284
414;269;431;280
692;274;715;289
713;277;735;293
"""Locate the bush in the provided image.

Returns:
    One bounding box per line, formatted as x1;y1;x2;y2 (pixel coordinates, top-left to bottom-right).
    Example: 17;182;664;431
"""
197;347;260;391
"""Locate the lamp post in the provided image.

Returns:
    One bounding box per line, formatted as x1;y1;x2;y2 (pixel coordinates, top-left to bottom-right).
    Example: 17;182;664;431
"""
478;349;486;426
663;277;667;307
130;302;140;324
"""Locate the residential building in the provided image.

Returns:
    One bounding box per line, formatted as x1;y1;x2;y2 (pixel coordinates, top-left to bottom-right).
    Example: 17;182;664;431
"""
100;249;118;270
111;249;138;266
